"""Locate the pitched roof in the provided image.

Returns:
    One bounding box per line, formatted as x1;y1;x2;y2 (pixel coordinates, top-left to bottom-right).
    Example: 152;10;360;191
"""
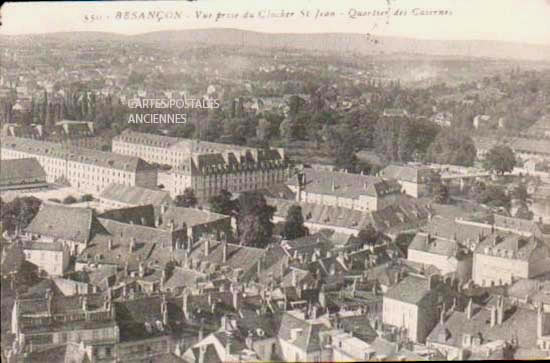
384;275;431;305
2;136;155;172
157;206;230;230
278;312;329;352
100;184;171;206
288;169;401;198
0;158;46;185
427;305;541;350
268;197;429;233
76;218;169;269
26;204;94;243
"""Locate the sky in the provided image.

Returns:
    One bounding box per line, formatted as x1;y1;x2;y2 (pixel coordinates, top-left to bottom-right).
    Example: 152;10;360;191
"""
1;0;550;45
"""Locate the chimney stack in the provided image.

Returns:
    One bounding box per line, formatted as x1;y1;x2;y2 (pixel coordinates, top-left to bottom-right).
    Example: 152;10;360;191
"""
232;289;240;311
162;296;168;326
182;289;189;319
130;237;136;252
222;241;228;263
490;305;497;327
108;239;113;250
497;296;504;325
204;238;210;257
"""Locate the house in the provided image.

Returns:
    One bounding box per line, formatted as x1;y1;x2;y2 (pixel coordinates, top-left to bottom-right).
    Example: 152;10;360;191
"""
408;232;473;281
426;296;550;359
472;233;550;286
382;274;463;343
378;164;441;198
277;312;332;362
288;169;403;212
24;204;96;256
20;241;70;276
11;291;118;353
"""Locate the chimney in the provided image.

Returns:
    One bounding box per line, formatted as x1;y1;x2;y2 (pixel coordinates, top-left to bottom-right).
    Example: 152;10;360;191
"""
130;237;136;252
497;296;504;325
331;178;336;192
537;303;546;338
198;345;206;363
428;274;438;290
182;289;189;319
292;269;297;287
440;303;446;325
257;259;262;275
108;239;113;250
139;262;145;278
490;305;497;327
162;296;168;326
198;324;204;341
232;289;240;311
204;238;210;257
208;293;212;307
81;296;88;311
222;241;228;263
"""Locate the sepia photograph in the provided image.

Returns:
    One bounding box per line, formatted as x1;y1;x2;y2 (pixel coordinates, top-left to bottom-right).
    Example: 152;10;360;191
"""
0;0;549;361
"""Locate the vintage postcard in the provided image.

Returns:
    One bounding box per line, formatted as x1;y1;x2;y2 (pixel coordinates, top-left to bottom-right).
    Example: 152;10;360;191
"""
1;0;550;362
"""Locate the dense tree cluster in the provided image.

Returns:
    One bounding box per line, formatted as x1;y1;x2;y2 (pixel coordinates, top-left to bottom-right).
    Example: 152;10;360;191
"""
0;197;42;234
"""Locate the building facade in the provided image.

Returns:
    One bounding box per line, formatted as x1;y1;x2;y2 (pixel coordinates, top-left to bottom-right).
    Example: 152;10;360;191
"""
112;130;290;200
1;137;157;195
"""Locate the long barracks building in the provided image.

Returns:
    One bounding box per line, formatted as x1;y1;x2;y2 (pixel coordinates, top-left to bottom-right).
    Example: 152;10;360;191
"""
0;136;157;194
112;130;291;200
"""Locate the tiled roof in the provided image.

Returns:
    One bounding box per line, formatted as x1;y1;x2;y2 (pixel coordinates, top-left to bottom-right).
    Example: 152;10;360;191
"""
269;197;429;233
2;136;155;172
427;305;541;350
278;312;329;352
0;157;46;185
188;240;265;277
288;169;401;198
511;137;550;156
26;204;94;243
384;275;431;305
474;233;546;261
409;233;467;258
157;206;230;230
76;218;168;269
100;184;171;206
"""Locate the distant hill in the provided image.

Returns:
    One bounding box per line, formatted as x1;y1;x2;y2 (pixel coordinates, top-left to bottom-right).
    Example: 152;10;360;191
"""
2;29;550;62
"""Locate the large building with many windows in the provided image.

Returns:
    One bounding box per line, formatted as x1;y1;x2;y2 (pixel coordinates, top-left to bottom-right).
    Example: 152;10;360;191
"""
112;130;290;200
0;136;157;194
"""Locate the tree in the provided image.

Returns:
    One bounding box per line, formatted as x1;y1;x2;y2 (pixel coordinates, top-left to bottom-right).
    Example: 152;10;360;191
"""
80;194;94;202
511;183;529;203
63;195;78;204
235;191;275;248
282;205;308;240
208;189;236;216
483;145;516;175
0;196;42;234
433;183;450;204
175;188;198;208
477;185;510;208
427;129;477;166
357;224;380;246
